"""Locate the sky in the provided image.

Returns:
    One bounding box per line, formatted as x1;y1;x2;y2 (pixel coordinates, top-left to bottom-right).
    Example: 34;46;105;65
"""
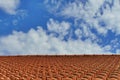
0;0;120;55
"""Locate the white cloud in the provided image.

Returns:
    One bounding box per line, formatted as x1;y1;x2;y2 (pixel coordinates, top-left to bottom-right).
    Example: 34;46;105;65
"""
49;0;120;36
103;45;111;51
75;29;82;39
1;0;119;55
0;27;110;55
44;0;63;13
47;18;70;40
0;0;20;15
60;0;108;36
0;19;111;55
61;0;104;19
99;0;120;35
116;49;120;54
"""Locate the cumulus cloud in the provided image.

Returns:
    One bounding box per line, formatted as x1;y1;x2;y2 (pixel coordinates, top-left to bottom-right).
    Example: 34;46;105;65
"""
0;27;110;55
60;0;108;36
42;0;120;54
116;49;120;54
1;0;119;55
0;19;111;55
47;18;70;40
60;0;104;19
0;0;20;15
99;0;120;35
49;0;120;36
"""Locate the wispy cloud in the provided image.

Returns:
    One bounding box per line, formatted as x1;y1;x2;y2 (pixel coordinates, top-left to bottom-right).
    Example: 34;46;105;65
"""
43;0;120;53
0;18;111;55
0;0;120;55
0;0;20;15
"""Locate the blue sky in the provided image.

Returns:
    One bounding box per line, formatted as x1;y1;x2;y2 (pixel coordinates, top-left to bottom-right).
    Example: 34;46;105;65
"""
0;0;120;55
